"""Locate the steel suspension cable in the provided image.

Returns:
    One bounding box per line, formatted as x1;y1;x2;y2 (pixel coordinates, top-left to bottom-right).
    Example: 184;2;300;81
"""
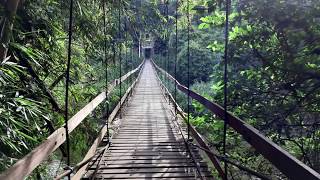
130;47;133;85
102;0;110;142
166;0;170;91
174;0;178;117
187;0;190;141
125;45;128;75
64;0;74;178
188;143;271;180
223;0;231;179
124;17;128;74
118;0;122;119
186;2;198;177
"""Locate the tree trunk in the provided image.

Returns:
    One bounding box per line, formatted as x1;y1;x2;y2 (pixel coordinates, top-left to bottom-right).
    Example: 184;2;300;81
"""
0;0;20;60
18;56;65;114
49;72;66;90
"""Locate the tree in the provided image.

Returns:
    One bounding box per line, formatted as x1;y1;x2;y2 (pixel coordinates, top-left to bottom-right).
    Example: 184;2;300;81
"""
0;0;21;60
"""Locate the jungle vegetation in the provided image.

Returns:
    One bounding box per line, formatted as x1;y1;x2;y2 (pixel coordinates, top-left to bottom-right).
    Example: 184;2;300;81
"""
0;0;319;179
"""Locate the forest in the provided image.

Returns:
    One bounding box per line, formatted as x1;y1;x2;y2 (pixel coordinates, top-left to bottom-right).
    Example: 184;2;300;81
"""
0;0;319;179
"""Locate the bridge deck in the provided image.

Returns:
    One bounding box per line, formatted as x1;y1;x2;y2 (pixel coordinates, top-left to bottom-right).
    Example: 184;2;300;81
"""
84;60;212;179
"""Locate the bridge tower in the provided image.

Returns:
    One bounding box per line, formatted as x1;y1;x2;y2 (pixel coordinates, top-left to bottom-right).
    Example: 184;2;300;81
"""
141;33;154;59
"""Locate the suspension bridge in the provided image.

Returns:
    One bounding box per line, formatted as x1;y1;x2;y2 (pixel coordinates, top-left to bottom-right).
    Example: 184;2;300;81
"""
0;58;319;180
1;0;320;180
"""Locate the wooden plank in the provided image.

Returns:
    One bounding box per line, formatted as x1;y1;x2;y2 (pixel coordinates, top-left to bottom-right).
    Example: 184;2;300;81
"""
116;131;178;133
68;92;106;132
109;147;188;150
109;144;187;148
110;140;182;143
118;130;178;134
153;60;320;180
116;132;180;134
89;162;208;169
104;152;187;156
114;136;178;139
109;146;188;150
91;172;212;179
102;155;200;159
107;149;191;153
84;177;210;180
103;155;202;160
87;167;208;174
110;140;184;144
114;137;179;139
90;159;196;166
102;156;201;160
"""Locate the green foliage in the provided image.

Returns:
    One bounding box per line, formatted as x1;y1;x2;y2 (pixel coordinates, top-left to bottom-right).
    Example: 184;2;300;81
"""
0;57;46;172
207;40;224;52
189;0;320;178
1;0;320;179
159;0;320;178
0;0;144;177
199;11;226;27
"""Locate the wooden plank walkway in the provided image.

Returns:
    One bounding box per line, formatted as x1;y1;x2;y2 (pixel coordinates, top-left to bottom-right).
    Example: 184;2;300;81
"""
83;60;212;179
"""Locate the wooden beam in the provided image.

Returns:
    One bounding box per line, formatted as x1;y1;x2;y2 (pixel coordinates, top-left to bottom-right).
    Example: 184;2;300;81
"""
152;60;320;180
72;61;145;180
153;63;226;179
0;61;144;180
0;92;106;180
